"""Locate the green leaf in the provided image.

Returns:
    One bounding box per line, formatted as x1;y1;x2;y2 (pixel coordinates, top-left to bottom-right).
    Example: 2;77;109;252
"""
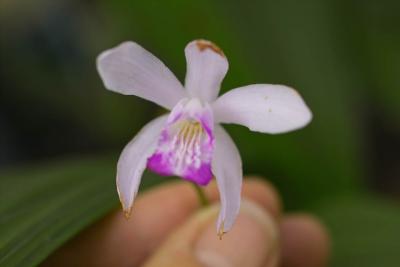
315;194;400;267
0;157;164;267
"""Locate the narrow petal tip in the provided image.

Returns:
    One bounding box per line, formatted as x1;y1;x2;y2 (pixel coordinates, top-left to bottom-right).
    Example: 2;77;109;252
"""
217;220;226;240
117;192;133;219
123;208;132;219
194;39;225;58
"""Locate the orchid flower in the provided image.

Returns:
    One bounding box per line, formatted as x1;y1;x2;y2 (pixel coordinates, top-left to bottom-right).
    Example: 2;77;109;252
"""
97;39;312;235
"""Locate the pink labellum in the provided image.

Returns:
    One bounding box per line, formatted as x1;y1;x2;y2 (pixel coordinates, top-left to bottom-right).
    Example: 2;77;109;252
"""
147;98;215;185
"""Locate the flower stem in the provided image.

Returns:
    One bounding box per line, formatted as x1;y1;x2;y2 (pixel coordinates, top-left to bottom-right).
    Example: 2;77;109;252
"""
191;183;210;207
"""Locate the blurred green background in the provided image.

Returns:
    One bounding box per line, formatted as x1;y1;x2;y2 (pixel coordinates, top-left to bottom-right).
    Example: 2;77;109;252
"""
1;0;399;266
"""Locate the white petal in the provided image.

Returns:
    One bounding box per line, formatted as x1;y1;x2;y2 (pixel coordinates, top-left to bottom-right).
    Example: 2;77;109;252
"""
184;40;228;102
116;115;167;216
97;42;186;110
213;84;312;134
212;125;242;233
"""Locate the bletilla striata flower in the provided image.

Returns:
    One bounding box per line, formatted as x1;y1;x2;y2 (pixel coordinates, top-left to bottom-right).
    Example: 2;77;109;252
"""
97;39;312;235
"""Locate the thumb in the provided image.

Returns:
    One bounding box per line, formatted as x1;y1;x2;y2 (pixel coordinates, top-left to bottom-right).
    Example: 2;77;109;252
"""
142;200;280;267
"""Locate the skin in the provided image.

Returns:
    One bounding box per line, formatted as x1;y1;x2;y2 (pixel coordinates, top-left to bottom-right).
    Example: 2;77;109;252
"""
41;177;330;267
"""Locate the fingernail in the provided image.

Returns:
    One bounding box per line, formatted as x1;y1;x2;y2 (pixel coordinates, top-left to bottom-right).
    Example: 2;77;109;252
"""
194;200;279;267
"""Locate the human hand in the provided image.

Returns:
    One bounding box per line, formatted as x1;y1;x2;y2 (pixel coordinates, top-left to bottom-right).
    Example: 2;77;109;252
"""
42;177;330;267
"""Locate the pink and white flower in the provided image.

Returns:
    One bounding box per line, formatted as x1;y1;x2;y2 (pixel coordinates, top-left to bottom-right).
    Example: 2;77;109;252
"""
97;39;312;234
